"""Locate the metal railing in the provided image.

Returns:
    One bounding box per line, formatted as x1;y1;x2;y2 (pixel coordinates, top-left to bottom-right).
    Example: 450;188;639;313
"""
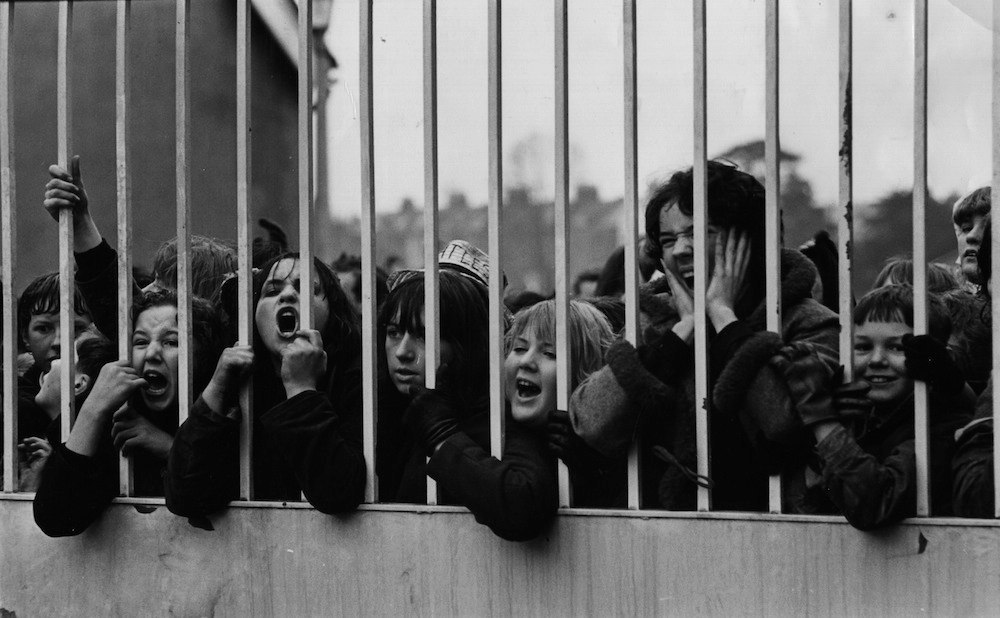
0;0;992;521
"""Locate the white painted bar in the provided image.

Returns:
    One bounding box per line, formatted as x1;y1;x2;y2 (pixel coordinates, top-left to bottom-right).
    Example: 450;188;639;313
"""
175;0;193;422
912;0;930;518
360;0;378;503
57;0;75;437
423;0;440;506
0;1;15;493
992;0;1000;519
692;0;710;512
298;0;314;332
553;0;571;508
236;0;254;500
764;0;782;514
116;0;134;496
487;0;505;460
622;0;641;510
837;0;854;379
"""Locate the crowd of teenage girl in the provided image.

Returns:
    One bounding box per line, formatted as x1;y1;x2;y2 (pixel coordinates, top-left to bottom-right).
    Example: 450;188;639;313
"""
3;156;997;542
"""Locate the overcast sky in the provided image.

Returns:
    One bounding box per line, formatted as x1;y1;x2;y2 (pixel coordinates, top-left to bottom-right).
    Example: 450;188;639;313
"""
322;0;992;219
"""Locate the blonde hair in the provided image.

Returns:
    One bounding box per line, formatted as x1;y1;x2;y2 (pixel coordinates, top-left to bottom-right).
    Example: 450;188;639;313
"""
505;299;615;389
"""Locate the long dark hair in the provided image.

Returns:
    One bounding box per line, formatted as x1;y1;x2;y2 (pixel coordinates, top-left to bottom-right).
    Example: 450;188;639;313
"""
378;269;490;411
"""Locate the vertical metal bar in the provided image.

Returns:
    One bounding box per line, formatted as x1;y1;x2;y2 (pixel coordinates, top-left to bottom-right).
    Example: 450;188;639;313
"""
553;0;572;508
0;1;16;493
57;0;75;437
423;0;440;506
488;0;505;460
116;0;134;496
622;0;641;510
991;0;1000;519
692;0;710;512
236;0;254;500
764;0;782;514
175;0;193;422
912;0;930;518
298;0;314;331
360;0;378;503
838;0;854;379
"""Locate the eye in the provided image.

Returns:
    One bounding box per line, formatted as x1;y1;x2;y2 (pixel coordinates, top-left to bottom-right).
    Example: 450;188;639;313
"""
512;345;527;354
852;342;871;352
887;343;904;353
660;235;676;247
163;338;180;348
262;282;280;297
386;325;401;339
132;337;149;348
543;350;557;360
32;323;53;334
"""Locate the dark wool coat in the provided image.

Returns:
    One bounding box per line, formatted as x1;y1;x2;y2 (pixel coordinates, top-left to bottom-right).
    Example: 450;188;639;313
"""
380;392;558;542
33;399;177;537
806;392;969;530
165;356;366;516
573;248;840;510
952;378;995;518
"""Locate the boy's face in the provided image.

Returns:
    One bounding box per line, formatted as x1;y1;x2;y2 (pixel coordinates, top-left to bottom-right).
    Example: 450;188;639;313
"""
953;212;988;282
658;204;721;288
33;335;93;419
504;328;557;427
23;311;93;372
853;320;913;405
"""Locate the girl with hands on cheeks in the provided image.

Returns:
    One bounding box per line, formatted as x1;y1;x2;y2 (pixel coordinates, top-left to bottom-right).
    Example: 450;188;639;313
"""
166;253;367;516
33;291;223;537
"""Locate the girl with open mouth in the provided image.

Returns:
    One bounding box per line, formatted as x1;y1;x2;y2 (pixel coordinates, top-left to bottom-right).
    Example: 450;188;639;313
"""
503;299;618;507
166;253;366;515
33;289;223;537
376;259;557;542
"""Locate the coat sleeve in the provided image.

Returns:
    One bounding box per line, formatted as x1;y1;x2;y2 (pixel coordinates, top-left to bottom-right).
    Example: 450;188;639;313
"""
164;397;240;517
952;380;995;518
74;239;141;343
33;438;118;537
427;424;558;542
815;425;916;530
259;387;367;514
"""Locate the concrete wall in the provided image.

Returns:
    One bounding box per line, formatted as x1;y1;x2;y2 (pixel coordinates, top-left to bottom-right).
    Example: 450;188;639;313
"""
1;497;998;616
7;0;299;291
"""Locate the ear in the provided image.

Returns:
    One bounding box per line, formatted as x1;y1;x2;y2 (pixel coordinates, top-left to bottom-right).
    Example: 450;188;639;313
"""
74;373;91;398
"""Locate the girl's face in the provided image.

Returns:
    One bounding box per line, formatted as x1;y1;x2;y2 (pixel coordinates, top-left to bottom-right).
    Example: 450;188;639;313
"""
131;305;180;413
504;328;557;427
255;258;330;359
384;308;453;395
853;320;913;405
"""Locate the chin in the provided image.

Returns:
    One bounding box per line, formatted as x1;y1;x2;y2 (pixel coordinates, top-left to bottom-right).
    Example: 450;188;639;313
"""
511;405;545;427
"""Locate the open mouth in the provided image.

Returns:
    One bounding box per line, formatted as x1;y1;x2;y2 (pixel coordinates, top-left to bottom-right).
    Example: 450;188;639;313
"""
516;378;541;399
866;376;895;385
142;370;169;396
963;250;978;259
277;307;299;337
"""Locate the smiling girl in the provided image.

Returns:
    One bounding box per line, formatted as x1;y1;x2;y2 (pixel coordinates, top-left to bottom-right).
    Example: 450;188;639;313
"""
33;290;223;536
165;253;366;515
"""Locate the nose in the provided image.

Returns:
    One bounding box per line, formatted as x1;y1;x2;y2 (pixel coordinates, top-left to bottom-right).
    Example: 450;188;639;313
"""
394;333;416;362
145;339;164;362
673;234;693;257
868;345;888;367
969;220;986;247
517;347;538;370
279;281;299;303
